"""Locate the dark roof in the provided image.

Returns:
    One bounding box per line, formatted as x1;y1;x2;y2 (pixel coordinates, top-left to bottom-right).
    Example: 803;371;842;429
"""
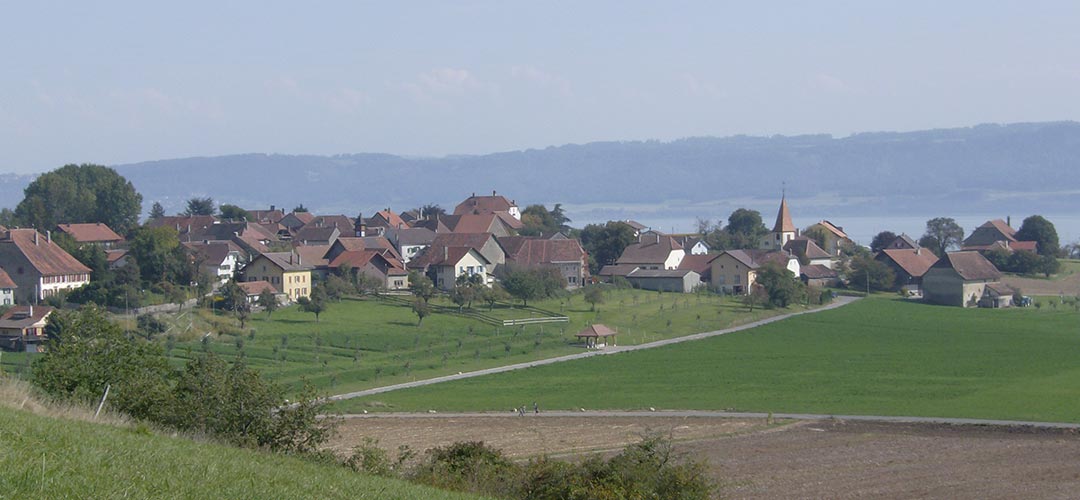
433;232;497;251
293;225;339;243
677;254;718;274
720;249;795;269
0;305;54;329
623;220;647;231
386;227;436;247
616;233;683;265
887;234;919;250
575;324;617;338
984;282;1016;297
502;238;585;266
933;251;1001;281
305;215;354;233
627;269;699;279
878;248;939;277
56;223;123;243
293;244;331;268
598;264;639;277
184;241;239;266
811;220;848;239
257;252;311;272
147;215;218;232
0;267;16;288
800;264;838;280
0;229;92;276
246;208;285;224
783;237;831;260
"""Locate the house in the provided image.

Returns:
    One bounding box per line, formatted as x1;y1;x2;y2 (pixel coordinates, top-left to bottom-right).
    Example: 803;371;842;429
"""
242;252;312;301
804;220;851;257
962;219;1038;253
616;231;685;270
677;253;718;283
55;223;124;249
440;214;521;237
278;211;315;232
328;249;409;291
673;236;709;255
408;246;491;290
364;209;409;234
182;222;279;258
454;191;521;221
325;236;404;264
246;206;287;224
0;268;16;306
799;264;839;288
0;305;53;352
499;236;589;289
106;249;130;270
293;244;332;281
783;237;832;268
981;282;1017;308
184;241;245;285
626;269;702;293
709;249;800;294
760;196;797;251
292;225;341;246
146;215;218;234
875;248;939;291
922;251;1003;308
236;280;286;305
0;229;91;303
622;220;648;238
885;233;920;250
385;226;437;263
431;233;506;272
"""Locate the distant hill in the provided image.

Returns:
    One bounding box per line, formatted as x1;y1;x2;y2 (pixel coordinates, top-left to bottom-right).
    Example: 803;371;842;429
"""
2;121;1079;225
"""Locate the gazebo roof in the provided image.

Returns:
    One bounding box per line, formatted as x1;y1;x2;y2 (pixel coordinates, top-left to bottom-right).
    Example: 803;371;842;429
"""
575;324;617;338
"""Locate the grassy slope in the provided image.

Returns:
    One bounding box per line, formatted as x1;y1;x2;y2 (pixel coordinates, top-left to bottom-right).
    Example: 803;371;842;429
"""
0;401;481;499
157;289;801;396
334;298;1080;423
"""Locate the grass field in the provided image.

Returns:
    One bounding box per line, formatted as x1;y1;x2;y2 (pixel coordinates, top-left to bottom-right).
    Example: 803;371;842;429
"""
146;288;806;397
333;297;1080;423
0;381;481;499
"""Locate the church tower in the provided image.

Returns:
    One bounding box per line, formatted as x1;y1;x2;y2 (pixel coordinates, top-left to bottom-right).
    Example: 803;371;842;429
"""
761;195;797;250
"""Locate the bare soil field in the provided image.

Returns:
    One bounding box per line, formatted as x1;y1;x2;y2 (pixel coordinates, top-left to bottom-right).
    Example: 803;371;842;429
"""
1002;271;1080;296
332;415;1080;499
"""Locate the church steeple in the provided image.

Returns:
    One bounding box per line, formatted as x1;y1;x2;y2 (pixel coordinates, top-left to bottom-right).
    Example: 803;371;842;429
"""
772;195;795;233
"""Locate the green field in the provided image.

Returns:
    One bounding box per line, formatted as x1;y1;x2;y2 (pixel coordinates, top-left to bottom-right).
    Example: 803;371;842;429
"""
154;288;804;396
333;298;1080;423
0;389;481;499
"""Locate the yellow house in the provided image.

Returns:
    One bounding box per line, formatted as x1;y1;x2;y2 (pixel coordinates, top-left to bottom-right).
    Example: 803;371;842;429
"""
243;252;312;301
710;249;800;294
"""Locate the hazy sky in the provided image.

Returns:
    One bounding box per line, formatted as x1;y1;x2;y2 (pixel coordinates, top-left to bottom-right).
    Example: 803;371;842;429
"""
3;1;1079;173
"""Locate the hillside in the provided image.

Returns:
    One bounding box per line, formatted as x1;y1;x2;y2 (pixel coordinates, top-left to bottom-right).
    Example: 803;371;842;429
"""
0;381;482;500
2;121;1079;224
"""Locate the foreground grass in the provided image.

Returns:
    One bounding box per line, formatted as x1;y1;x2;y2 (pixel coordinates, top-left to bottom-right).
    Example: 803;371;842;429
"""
154;288;802;397
335;298;1080;423
0;381;482;499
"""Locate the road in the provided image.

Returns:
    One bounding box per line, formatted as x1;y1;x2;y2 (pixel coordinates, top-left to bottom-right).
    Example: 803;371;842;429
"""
327;296;860;402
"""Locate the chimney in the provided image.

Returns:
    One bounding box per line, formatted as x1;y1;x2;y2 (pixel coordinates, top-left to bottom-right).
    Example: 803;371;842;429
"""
1007;215;1011;227
492;190;496;196
297;253;302;266
33;231;38;245
46;230;51;243
443;246;448;261
29;305;33;317
916;248;921;255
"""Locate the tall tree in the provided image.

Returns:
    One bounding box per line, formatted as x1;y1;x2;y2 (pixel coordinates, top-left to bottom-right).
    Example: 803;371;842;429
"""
848;254;896;292
293;204;309;213
869;231;898;253
297;286;328;322
15;163;143;235
149;201;166;220
580;221;636;274
1015;215;1060;257
919;217;964;257
129;226;182;283
219;204;250;221
754;262;805;308
258;288;279;317
184;197;216;216
725;208;768;249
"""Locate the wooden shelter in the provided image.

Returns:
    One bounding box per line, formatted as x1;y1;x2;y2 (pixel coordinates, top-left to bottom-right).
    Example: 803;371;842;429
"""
575;324;617;349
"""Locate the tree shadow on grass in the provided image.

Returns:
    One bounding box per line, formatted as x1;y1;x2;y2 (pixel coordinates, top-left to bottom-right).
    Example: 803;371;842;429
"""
388;320;420;327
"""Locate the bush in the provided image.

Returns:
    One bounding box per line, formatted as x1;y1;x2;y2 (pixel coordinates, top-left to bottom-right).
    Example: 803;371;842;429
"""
409;441;517;497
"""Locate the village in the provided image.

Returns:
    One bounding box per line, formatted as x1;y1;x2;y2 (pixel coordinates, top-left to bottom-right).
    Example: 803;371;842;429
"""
0;180;1064;353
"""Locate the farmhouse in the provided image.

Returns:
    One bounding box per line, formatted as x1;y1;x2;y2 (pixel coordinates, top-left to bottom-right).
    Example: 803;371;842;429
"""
626;268;702;293
804;220;852;256
454;191;521;221
55;223;124;248
0;305;53;352
499;236;588;289
408;246;491;290
616;231;685;270
962;219;1038;253
242;252;312;301
922;251;1003;308
875;248;939;291
710;249;800;294
328;249;409;291
236;280;285;305
0;229;91;303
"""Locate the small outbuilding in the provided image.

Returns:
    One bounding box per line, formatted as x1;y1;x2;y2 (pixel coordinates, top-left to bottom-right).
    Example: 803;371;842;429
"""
575;324;617;349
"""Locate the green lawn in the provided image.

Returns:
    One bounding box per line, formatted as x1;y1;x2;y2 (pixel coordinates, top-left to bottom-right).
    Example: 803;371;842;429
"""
158;288;808;397
0;397;482;499
332;298;1080;423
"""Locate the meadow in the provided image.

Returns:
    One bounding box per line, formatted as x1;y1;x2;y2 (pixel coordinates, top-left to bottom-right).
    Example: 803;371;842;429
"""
145;287;805;396
333;297;1080;423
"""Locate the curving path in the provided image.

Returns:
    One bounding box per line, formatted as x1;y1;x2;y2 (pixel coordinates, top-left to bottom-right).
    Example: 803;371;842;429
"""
327;296;860;402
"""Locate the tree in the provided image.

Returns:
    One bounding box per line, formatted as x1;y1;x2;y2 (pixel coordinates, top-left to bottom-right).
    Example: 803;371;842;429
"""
848;254;896;292
1015;215;1060;257
149;201;166;220
128;226;182;283
481;284;510;311
258;288;278;317
869;231;898;253
550;203;571;231
293;204;309;213
754;262;805;308
500;266;563;307
583;286;604;311
408;271;437;302
580;221;636;274
725;208;769;249
15;163;143;235
184;197;216;216
32;306;172;422
449;274;482;312
411;297;431;326
1037;254;1061;277
803;226;829;250
742;284;767;312
919;218;964;257
298;286;328;322
235;297;252;329
420;204;445;220
322;274;354;301
219;204;250;221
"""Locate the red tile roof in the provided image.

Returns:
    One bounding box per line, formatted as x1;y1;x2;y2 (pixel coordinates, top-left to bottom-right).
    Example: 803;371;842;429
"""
408;246;489;268
238;280;278;295
56;223;123;243
293;244;331;268
575;324;616;338
772;197;796;233
0;305;54;329
453;193;516;216
616;233;683;265
503;238;585;266
812;220;848;239
677;253;718;274
800;264;838;280
0;267;16;288
1;229;91;276
328;249;379;269
784;237;831;260
147;215;218;232
933;251;1001;281
878;248;939;278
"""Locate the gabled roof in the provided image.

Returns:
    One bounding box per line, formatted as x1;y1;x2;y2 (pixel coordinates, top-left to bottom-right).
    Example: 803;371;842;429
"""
184;241;240;266
293;244;331;268
597;264;639;277
453;192;516;216
783;237;831;260
627;268;699;279
887;234;919;250
293;225;339;243
720;249;795;270
304;215;354;233
932;251;1001;281
238;280;278;295
56;223;123;243
409;246;490;268
811;220;848;239
0;229;91;276
878;248;939;278
370;209;407;229
575;324;616;338
444;214;513;234
800;264;838;280
256;252;311;272
623;220;648;231
0;267;16;289
246;208;285;224
328;249;380;269
105;249;128;264
772;197;796;233
677;253;719;274
0;305;54;329
386;227;436;247
503;238;585;266
616;233;683;265
147;215;218;232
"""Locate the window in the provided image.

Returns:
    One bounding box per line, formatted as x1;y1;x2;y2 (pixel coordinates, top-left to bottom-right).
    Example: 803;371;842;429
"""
467;266;474;275
734;275;740;284
459;266;465;274
718;276;726;284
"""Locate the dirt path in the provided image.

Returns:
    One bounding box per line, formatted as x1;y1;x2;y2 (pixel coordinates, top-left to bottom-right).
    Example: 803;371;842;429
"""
330;415;1080;499
327;296;860;402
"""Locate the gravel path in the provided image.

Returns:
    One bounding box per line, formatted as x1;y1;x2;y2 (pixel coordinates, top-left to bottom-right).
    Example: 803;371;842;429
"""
328;296;859;402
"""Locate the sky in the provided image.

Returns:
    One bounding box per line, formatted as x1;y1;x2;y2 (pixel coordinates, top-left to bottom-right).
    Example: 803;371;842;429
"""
2;1;1080;174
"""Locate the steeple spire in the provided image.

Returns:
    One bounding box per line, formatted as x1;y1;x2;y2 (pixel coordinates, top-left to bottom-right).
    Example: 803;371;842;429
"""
772;194;795;233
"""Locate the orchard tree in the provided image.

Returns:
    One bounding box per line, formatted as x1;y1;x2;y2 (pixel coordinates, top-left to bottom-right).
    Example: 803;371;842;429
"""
411;297;431;326
1015;215;1060;257
258;288;278;317
919;217;964;257
298;286;328;322
408;271;437;302
15;163;143;235
584;285;605;311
